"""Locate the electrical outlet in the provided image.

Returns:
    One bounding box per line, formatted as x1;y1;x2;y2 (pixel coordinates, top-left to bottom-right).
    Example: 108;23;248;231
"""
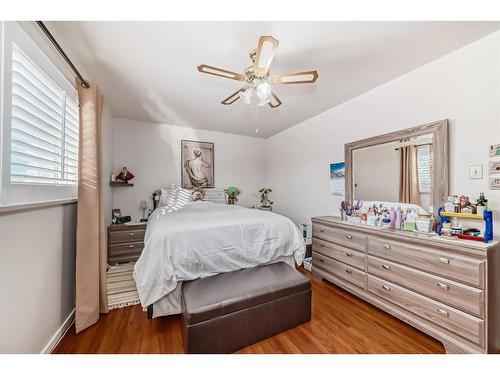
468;164;483;180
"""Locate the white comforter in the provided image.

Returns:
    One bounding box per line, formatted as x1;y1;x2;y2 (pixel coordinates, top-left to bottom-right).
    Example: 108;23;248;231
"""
133;201;305;310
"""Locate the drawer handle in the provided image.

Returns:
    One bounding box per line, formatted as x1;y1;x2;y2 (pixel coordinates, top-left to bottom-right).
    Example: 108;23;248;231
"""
345;235;353;240
438;257;450;264
345;252;353;257
345;269;352;274
319;258;325;263
320;229;325;232
129;232;135;236
382;285;391;292
383;244;391;249
436;308;449;317
129;244;134;248
319;244;325;248
382;264;391;271
436;282;449;290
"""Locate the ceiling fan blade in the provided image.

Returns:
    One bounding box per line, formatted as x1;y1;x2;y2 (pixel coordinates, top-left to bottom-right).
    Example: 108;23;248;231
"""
268;92;282;108
254;36;279;77
197;64;244;81
270;70;319;85
221;88;244;105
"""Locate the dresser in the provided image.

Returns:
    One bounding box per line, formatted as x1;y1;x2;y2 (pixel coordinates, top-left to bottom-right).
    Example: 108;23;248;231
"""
107;223;147;265
311;216;500;354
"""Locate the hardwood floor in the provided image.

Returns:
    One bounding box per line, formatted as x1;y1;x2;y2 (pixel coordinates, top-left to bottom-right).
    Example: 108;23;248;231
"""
53;270;445;354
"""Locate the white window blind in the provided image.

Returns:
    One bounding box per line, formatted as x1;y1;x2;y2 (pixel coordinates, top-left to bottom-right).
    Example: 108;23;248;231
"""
417;144;432;193
10;44;79;186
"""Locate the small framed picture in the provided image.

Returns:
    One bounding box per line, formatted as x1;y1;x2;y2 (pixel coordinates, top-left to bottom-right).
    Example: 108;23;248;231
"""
112;209;121;224
489;161;500;175
490;177;500;190
468;164;483;180
490;144;500;157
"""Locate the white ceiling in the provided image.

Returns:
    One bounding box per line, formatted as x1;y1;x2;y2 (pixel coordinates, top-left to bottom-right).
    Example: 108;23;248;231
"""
47;21;499;138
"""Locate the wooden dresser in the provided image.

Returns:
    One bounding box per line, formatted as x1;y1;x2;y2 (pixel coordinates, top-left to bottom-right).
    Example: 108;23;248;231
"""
107;223;147;265
311;216;500;354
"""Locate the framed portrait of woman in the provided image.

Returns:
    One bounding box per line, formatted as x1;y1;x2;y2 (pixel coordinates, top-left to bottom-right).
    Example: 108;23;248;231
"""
181;140;214;189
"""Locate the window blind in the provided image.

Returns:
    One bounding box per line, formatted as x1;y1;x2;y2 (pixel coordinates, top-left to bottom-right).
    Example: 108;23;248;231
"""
417;144;432;193
10;44;79;185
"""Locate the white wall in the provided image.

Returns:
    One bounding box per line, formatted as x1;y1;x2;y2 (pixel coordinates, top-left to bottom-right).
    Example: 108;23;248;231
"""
265;31;500;238
112;118;266;219
0;203;77;353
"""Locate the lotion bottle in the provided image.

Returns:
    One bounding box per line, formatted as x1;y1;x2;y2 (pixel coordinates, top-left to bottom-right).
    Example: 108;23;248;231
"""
389;207;396;228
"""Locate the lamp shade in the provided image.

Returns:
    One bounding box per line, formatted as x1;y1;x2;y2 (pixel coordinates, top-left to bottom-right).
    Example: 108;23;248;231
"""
140;200;147;209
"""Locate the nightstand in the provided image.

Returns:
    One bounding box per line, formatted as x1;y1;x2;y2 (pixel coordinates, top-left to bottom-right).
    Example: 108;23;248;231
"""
107;223;147;265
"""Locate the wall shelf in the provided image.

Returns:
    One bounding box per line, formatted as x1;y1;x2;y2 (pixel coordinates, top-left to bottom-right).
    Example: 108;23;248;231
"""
440;211;483;220
110;182;134;187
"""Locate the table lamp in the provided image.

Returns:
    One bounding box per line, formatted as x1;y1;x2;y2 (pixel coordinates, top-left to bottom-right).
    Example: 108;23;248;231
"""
140;200;148;220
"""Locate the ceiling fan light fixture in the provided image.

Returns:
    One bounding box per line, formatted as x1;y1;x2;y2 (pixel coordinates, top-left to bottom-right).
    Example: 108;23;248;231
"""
256;81;272;101
197;35;318;109
240;87;253;105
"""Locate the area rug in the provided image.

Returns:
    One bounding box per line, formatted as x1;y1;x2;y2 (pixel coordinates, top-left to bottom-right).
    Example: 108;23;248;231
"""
106;262;141;310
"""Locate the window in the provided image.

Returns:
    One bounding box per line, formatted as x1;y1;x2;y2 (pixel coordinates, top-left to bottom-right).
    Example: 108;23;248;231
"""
10;45;79;186
417;144;432;193
1;21;79;205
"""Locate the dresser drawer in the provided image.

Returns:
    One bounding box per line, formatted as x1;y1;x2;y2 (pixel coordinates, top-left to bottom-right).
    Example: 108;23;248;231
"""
108;242;144;264
109;229;146;244
368;275;484;347
312;223;367;252
367;237;485;288
367;256;484;317
313;251;366;289
313;238;366;270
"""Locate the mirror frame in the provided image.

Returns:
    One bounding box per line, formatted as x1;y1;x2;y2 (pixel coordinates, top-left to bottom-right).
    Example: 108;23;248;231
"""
345;119;449;216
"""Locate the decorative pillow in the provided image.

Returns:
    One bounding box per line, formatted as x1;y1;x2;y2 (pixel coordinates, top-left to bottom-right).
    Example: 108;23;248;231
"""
191;188;205;201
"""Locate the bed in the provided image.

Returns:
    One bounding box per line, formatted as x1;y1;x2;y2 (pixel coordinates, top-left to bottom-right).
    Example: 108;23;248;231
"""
132;187;306;318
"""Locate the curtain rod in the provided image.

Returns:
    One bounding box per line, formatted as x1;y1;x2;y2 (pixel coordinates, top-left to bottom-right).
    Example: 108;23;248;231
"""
35;21;90;89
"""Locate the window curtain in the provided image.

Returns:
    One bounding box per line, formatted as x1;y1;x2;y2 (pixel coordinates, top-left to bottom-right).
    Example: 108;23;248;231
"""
399;141;421;206
75;80;108;333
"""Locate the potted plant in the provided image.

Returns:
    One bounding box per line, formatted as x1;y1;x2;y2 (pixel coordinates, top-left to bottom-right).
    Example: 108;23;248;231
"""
258;188;273;208
225;186;240;204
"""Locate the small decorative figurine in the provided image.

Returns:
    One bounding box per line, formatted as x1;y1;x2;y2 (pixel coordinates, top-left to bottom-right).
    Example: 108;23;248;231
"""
225;186;240;204
116;166;135;183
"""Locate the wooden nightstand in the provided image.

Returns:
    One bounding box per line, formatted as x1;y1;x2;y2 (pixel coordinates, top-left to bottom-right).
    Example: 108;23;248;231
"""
108;223;147;265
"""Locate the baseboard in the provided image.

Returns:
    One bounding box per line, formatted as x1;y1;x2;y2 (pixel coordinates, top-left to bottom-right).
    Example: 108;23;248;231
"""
41;309;75;354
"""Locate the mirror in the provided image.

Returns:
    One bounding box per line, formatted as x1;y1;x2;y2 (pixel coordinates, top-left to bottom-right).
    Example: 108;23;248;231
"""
345;120;448;215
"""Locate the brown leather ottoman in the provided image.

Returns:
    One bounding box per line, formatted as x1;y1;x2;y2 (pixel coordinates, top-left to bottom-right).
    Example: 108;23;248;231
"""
181;261;312;354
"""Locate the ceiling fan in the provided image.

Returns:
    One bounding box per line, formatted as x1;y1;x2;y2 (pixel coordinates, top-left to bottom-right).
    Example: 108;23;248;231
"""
197;36;319;108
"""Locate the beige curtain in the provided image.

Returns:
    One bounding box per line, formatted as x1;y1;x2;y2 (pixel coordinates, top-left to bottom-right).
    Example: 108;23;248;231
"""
75;80;108;333
399;142;420;206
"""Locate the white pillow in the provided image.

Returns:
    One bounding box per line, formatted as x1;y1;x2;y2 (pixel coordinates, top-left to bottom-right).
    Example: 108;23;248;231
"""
160;185;191;207
204;189;226;204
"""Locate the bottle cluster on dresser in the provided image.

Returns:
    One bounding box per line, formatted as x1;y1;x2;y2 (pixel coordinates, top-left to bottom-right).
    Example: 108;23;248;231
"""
340;200;434;233
443;192;488;215
439;192;492;241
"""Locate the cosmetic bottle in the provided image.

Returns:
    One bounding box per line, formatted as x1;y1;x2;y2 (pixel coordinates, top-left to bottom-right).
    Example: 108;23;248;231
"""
476;198;486;216
389;207;396;228
444;195;454;213
479;192;488;210
395;208;402;230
